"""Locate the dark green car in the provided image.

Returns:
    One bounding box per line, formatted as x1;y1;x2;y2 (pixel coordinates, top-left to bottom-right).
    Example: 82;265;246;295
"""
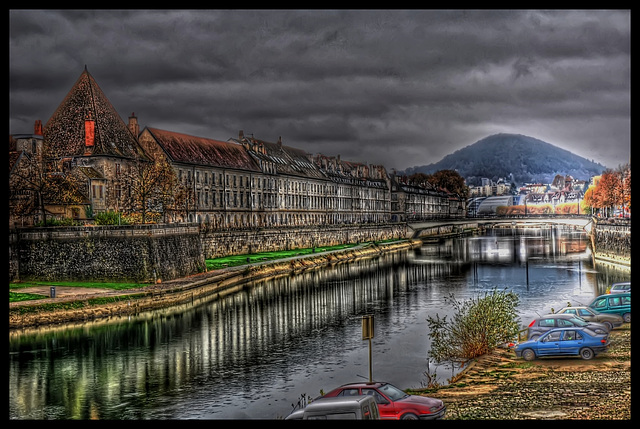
589;292;631;323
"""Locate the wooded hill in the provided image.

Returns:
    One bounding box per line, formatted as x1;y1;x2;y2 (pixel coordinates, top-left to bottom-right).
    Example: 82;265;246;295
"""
402;133;606;186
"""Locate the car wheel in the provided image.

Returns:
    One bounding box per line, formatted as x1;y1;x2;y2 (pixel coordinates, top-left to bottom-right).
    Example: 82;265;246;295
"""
622;313;631;323
603;321;613;331
401;413;419;420
580;347;594;360
522;349;536;361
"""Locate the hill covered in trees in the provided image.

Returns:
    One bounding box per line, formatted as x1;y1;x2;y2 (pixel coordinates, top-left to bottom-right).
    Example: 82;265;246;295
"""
402;133;606;186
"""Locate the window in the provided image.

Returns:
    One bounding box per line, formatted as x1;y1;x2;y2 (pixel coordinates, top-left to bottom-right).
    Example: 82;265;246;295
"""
362;389;386;404
543;331;561;342
557;319;574;327
539;319;556;328
337;389;360;397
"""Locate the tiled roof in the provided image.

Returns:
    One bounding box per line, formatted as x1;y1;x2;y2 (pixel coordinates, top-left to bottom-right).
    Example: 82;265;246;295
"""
147;128;261;172
44;67;147;160
9;150;22;174
235;136;325;179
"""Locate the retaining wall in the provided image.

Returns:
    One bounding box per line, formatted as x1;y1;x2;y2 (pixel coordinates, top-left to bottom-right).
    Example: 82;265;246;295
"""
9;223;407;283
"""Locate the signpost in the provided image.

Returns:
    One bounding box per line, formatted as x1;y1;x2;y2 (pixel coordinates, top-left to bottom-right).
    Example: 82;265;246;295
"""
362;315;374;382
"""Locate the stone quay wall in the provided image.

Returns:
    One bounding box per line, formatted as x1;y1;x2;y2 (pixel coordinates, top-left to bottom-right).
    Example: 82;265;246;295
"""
10;224;205;283
9;223;407;283
589;219;631;267
199;223;407;259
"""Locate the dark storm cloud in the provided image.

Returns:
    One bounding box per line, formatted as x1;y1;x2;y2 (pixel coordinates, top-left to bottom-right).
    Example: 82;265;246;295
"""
10;9;630;171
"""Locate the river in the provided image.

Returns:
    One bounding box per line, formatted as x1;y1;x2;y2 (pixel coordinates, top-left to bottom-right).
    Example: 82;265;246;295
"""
8;226;630;420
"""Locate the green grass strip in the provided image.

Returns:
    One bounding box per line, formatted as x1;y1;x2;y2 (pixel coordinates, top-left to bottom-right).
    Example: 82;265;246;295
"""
205;243;359;271
9;240;406;303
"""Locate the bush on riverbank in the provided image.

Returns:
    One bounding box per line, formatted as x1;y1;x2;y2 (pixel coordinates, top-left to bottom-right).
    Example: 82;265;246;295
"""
427;288;521;365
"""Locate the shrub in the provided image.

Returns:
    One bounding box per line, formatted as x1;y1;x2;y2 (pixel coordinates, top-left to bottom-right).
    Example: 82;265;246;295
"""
94;210;128;225
426;288;520;366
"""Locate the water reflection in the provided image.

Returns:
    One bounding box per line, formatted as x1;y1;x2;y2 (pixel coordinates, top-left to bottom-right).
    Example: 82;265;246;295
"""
9;227;629;420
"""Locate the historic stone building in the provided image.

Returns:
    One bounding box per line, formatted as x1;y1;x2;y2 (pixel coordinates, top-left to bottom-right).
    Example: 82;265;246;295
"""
9;67;464;228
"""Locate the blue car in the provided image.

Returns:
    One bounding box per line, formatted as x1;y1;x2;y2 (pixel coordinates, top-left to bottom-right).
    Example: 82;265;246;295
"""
514;327;609;361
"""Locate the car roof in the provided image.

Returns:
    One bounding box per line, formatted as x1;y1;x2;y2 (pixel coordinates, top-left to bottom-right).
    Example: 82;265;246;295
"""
594;292;631;299
543;326;601;336
539;313;580;319
306;396;375;409
611;282;630;286
336;381;386;389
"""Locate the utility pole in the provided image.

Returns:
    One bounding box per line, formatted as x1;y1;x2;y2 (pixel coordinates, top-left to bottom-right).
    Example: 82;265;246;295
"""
362;315;374;382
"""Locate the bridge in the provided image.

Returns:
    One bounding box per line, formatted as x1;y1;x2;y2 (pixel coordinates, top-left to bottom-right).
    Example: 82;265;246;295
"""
407;216;592;239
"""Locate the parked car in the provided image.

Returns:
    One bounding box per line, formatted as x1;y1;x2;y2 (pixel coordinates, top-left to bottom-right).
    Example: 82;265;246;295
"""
284;395;380;420
589;292;631;323
515;327;610;361
527;314;608;340
608;281;631;294
321;381;445;420
555;306;624;331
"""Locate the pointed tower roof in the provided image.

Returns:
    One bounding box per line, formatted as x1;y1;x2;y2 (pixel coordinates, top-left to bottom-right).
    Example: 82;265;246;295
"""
44;67;147;159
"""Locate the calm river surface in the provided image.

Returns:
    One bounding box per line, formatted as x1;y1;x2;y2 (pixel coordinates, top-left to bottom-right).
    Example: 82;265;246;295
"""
9;226;630;420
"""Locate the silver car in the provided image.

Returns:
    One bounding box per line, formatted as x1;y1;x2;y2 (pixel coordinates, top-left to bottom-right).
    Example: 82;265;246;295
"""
608;282;631;294
555;306;624;331
526;313;609;340
284;395;380;420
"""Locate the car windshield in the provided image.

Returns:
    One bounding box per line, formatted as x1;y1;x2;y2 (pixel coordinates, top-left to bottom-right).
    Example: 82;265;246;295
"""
379;383;409;401
569;317;589;326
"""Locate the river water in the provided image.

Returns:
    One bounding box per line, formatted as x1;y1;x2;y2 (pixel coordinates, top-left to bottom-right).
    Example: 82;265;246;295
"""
8;226;630;420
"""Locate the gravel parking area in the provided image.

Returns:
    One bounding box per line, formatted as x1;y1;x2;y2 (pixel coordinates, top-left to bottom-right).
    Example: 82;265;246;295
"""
423;325;631;420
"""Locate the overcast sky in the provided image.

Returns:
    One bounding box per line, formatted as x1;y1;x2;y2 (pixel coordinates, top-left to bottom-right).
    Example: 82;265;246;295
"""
9;9;630;171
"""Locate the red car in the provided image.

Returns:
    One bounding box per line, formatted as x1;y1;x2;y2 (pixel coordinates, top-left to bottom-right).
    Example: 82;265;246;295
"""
321;381;446;420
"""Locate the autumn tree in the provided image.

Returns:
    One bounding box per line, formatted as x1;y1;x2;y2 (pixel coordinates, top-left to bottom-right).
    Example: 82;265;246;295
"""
617;163;631;216
594;169;621;217
9;146;86;226
426;169;470;199
583;164;631;217
119;155;177;224
407;172;431;187
581;186;595;215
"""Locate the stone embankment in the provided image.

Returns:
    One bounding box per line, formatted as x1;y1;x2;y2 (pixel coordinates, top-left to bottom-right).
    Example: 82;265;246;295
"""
9;240;420;330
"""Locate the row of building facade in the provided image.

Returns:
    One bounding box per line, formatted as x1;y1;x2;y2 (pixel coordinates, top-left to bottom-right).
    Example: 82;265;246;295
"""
9;68;465;228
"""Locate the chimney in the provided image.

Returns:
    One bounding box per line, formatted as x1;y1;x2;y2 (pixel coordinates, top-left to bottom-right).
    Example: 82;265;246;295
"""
128;113;139;137
277;136;282;147
34;120;43;136
239;130;244;140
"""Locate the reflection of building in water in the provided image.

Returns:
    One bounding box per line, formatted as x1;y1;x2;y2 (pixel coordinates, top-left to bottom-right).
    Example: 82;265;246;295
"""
464;226;588;262
476;195;514;215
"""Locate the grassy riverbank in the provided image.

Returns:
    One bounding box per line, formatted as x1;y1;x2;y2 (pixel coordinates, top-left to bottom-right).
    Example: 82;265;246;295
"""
9;242;365;303
9;239;419;329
